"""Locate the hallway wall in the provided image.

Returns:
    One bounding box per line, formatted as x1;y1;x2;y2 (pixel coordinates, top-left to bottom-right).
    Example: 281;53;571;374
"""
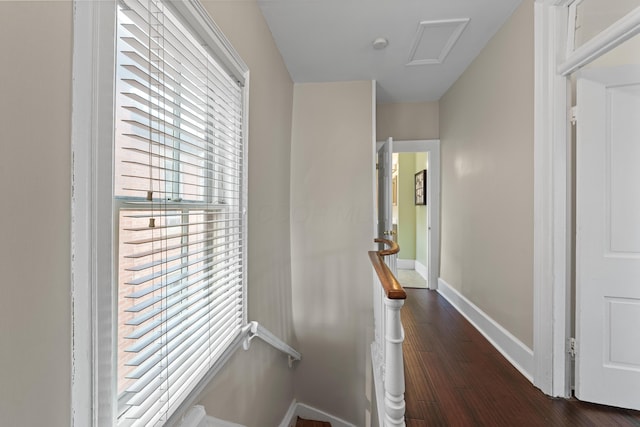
377;101;439;141
290;81;375;426
439;0;534;348
0;2;72;425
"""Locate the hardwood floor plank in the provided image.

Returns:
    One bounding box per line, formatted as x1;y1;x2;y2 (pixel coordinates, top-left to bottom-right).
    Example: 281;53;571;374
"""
418;401;448;427
400;288;640;426
405;418;428;427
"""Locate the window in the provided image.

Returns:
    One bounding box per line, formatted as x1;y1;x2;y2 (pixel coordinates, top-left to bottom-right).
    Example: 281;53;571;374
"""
112;0;247;425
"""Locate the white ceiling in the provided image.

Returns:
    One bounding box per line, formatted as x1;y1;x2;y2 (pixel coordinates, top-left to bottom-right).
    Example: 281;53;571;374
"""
257;0;524;103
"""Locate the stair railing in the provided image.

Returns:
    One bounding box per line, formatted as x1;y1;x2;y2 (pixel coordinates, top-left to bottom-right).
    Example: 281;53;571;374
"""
369;238;406;427
242;320;301;367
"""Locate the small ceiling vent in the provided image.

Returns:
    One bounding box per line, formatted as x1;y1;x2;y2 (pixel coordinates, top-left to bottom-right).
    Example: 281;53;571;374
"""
406;18;470;66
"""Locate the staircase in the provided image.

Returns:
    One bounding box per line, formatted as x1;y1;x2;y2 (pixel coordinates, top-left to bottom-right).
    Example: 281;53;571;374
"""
295;416;331;427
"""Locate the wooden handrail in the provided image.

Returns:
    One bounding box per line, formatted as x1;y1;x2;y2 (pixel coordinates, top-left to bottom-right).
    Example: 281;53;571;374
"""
374;237;399;257
369;238;406;300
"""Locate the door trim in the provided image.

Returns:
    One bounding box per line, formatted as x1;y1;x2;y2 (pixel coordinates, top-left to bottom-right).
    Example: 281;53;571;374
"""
533;0;640;398
393;139;440;290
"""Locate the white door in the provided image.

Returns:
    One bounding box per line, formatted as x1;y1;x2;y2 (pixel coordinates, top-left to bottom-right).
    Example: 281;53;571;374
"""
377;137;397;275
576;64;640;410
377;137;394;241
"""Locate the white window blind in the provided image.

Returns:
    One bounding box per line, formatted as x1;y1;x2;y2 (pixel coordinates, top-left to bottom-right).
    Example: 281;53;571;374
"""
114;0;246;425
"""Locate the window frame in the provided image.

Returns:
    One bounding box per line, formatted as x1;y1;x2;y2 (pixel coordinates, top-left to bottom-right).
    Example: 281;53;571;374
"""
71;1;249;425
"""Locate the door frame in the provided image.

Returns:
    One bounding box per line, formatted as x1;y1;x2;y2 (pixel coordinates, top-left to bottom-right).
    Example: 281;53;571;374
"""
389;139;441;290
533;0;640;397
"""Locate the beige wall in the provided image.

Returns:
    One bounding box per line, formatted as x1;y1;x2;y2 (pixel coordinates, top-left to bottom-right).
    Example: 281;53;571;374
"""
290;81;374;426
197;1;296;426
377;101;439;141
0;2;72;425
439;0;534;348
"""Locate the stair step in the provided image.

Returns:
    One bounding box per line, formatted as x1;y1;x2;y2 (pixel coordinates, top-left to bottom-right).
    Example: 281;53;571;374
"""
295;416;331;427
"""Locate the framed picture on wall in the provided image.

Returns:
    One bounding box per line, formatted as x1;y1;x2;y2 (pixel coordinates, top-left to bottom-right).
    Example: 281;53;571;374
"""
415;169;426;205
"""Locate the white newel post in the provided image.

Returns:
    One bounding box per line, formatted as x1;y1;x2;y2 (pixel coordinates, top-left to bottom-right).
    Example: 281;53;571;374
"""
384;297;406;427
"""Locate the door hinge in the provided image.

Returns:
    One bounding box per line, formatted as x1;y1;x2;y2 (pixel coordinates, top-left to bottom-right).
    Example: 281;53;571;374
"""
570;106;577;125
568;337;576;359
376;163;379;170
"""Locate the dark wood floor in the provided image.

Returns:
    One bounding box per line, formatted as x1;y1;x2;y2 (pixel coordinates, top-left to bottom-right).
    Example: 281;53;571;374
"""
401;288;640;427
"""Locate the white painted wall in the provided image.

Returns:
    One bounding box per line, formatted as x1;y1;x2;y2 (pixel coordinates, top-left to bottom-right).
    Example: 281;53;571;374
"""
0;2;72;425
196;2;297;426
290;81;375;426
439;0;535;348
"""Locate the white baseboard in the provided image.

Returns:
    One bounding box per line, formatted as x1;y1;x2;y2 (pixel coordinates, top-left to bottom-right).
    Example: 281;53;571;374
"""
397;259;414;270
278;400;298;427
205;415;245;427
414;260;428;281
177;406;246;427
278;400;356;427
436;278;534;383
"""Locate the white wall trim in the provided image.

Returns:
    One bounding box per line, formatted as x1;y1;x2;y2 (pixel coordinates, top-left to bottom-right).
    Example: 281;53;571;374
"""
175;405;246;427
278;400;357;427
437;278;534;382
71;1;117;425
414;260;428;281
397;259;415;270
534;0;640;400
278;400;299;427
533;0;572;398
204;415;246;427
558;5;640;75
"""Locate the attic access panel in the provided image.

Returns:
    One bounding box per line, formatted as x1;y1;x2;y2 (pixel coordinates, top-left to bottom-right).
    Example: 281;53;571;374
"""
407;18;470;66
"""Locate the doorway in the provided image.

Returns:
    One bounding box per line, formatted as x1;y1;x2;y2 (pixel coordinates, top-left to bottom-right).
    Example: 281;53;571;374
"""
534;0;640;408
377;139;440;290
394;151;428;289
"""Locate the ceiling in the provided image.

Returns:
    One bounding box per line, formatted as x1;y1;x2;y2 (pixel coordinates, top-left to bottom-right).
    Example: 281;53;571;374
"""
257;0;524;103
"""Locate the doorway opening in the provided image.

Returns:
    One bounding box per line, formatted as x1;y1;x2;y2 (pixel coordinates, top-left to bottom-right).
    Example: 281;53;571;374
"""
376;138;440;290
393;151;429;289
535;0;640;411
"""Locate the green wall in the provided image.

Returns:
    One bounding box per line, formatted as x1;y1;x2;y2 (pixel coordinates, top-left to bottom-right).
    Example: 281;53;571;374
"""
397;152;428;268
415;153;428;269
397;153;416;260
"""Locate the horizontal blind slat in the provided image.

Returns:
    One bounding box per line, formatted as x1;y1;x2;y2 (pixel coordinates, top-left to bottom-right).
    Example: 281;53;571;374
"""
123;275;243;364
125;309;240;400
119;113;242;160
120;5;242;104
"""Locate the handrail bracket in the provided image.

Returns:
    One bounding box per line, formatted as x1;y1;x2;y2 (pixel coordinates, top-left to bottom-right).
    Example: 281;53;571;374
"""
241;320;301;367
